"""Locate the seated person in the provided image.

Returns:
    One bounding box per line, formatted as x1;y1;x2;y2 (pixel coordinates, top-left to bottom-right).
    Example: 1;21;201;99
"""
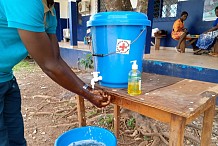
194;6;218;55
171;11;198;53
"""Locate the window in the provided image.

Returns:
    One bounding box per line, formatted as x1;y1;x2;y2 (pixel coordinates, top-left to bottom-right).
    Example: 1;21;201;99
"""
154;0;178;18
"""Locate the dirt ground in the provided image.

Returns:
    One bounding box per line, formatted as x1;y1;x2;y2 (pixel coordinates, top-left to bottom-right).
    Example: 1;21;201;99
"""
14;59;218;146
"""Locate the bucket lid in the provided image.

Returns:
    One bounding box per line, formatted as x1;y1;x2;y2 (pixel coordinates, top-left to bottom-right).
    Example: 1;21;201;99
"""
87;11;151;27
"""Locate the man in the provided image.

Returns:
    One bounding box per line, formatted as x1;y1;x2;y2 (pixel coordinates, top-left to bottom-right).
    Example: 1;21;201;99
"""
0;0;111;145
171;11;189;53
171;11;198;53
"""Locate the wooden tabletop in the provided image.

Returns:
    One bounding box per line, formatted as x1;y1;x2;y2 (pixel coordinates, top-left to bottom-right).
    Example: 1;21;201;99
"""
152;34;167;38
80;73;218;119
186;35;199;39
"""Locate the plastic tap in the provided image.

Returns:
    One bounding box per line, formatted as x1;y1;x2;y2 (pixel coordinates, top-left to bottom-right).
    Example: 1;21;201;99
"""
91;72;102;89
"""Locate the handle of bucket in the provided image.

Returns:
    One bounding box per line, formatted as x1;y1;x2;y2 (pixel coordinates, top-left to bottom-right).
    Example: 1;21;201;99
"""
92;27;146;57
92;52;117;57
92;54;104;57
130;27;146;45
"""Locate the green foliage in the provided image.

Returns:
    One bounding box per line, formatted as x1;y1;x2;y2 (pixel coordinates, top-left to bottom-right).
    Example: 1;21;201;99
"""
79;54;94;70
86;109;98;118
98;115;113;127
143;135;151;141
67;102;76;108
13;60;33;72
126;117;136;129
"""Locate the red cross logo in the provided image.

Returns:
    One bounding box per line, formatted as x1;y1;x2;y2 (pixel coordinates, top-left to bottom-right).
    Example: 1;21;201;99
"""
116;39;131;54
119;43;128;51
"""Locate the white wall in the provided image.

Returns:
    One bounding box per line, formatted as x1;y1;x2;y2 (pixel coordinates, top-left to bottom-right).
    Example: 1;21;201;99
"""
130;0;137;9
54;0;95;18
54;0;69;18
90;0;98;15
55;0;138;18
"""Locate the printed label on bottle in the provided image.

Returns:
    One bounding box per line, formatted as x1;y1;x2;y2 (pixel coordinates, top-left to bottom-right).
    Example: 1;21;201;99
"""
139;79;141;90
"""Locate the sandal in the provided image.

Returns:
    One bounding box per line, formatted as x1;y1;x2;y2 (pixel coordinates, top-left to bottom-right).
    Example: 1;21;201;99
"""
194;49;209;55
202;50;209;54
193;49;202;55
193;48;199;51
209;52;218;57
175;47;181;53
212;54;218;57
193;49;202;53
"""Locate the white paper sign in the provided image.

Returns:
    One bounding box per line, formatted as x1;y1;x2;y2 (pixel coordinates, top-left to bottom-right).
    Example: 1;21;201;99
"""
203;0;218;21
116;39;131;54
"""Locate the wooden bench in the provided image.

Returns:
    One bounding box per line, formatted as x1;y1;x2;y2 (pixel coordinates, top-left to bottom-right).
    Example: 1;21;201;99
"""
151;35;199;51
77;73;217;146
151;35;167;50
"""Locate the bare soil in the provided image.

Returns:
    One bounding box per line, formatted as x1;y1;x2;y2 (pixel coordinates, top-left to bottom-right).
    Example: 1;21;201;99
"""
14;59;218;146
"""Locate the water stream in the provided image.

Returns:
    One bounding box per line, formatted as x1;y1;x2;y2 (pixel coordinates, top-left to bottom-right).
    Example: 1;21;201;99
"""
68;140;106;146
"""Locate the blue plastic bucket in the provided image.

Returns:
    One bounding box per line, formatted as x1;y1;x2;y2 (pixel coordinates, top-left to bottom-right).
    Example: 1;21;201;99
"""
54;126;116;146
87;11;151;88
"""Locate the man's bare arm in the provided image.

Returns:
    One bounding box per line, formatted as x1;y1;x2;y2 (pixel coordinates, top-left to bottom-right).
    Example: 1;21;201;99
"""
18;29;110;107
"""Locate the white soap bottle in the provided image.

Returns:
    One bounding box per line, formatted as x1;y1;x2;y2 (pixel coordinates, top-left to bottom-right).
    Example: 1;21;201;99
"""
128;60;142;96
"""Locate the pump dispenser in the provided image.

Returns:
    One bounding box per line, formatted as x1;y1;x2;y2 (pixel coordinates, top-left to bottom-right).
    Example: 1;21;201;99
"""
131;60;138;70
128;60;141;96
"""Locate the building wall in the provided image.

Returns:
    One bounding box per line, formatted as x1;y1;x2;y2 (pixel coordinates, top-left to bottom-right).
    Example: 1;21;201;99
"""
56;0;216;47
77;16;90;41
77;0;216;46
153;0;214;48
54;2;68;41
54;0;69;18
76;0;138;41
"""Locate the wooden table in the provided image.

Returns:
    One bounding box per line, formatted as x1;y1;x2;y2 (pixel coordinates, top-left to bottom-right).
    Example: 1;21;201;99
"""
151;35;166;50
77;73;217;146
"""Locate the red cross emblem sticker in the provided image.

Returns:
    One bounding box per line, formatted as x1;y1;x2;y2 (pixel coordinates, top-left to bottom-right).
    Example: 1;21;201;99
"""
116;39;131;54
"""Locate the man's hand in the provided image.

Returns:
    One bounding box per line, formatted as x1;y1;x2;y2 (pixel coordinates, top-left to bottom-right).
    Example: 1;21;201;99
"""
183;28;188;33
87;88;111;108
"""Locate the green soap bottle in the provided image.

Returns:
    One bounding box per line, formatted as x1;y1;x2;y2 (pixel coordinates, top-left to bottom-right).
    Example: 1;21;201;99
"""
128;60;141;96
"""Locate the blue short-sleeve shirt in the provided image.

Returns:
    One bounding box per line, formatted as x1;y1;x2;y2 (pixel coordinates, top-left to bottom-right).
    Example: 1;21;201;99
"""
213;18;218;27
0;0;57;82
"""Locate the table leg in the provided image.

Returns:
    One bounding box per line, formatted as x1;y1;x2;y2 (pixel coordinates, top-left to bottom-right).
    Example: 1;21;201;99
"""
155;37;160;50
76;95;86;127
186;38;197;47
169;114;186;146
114;104;121;138
200;99;216;146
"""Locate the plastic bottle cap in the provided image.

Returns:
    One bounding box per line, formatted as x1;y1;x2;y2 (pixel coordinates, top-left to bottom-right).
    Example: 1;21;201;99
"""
130;60;138;70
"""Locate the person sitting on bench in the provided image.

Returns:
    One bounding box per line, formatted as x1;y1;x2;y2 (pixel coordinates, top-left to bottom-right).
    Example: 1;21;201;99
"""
171;11;198;53
194;6;218;55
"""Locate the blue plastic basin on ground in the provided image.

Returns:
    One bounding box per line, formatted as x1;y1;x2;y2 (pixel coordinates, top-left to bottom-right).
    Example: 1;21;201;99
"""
87;11;151;88
54;126;116;146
